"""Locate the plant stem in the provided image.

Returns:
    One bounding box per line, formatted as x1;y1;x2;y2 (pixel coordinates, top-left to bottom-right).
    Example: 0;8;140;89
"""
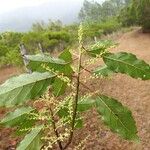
49;107;63;150
63;48;83;149
81;66;92;74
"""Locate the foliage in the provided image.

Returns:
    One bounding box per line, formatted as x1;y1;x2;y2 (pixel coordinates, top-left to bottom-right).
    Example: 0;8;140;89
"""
0;24;150;149
0;72;55;107
118;0;150;32
79;0;129;22
102;52;150;80
93;65;114;77
83;19;121;41
17;125;43;150
96;95;139;141
118;1;138;27
0;32;23;67
0;0;140;68
0;26;72;68
1;107;35;127
22;31;70;53
99;19;121;34
135;0;150;32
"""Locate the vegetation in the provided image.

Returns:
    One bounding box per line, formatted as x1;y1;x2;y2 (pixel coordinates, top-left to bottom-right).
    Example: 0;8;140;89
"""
0;21;120;67
0;24;150;150
0;0;150;149
0;0;130;68
118;0;150;32
0;0;150;68
79;0;130;21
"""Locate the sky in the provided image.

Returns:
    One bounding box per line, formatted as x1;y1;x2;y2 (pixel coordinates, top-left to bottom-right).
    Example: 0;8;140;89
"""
0;0;104;14
0;0;50;14
0;0;104;32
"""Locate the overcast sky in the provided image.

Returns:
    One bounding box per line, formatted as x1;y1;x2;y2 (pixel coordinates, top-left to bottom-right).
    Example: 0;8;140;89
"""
0;0;104;15
0;0;105;32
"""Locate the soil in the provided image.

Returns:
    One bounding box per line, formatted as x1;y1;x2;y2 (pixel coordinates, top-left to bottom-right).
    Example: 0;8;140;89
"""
0;67;21;84
0;28;150;150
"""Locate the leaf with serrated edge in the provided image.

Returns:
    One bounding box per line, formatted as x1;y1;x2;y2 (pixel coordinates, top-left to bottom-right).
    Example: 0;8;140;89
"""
0;72;55;107
103;52;150;80
26;54;73;76
52;78;67;97
96;95;139;141
87;40;114;57
59;49;72;62
0;107;34;127
77;98;95;112
93;65;114;77
17;125;43;150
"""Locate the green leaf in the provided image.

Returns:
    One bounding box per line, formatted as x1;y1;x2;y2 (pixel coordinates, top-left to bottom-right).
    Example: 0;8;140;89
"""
93;65;114;77
58;97;95;117
52;78;67;97
0;107;35;127
96;95;139;141
58;106;83;129
77;98;95;112
26;54;73;76
103;52;150;80
0;72;55;107
17;125;43;150
75;117;83;129
58;107;69;118
59;49;72;62
87;40;114;57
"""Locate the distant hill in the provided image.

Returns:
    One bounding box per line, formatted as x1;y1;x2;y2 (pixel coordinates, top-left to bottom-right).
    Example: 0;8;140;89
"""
0;0;82;32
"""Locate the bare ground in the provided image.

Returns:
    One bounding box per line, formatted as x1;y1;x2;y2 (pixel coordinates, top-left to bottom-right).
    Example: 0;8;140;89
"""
0;29;150;150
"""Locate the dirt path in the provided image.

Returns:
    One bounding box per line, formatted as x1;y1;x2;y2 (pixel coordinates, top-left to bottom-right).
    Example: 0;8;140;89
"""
0;29;150;150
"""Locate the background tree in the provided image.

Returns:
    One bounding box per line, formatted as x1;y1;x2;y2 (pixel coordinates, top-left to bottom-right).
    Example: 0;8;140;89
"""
118;0;150;32
79;0;130;22
135;0;150;32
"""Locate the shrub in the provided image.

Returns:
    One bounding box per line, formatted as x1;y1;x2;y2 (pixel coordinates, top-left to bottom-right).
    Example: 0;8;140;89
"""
4;48;23;66
99;19;121;34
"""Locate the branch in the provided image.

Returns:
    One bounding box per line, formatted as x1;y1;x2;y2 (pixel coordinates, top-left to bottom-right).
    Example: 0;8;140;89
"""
63;50;83;150
80;66;92;74
79;82;92;92
49;107;63;150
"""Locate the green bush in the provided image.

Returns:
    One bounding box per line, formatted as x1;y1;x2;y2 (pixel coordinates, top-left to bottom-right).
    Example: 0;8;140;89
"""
0;32;23;67
99;19;121;35
0;44;9;56
84;22;104;39
46;31;70;42
22;32;43;53
0;48;23;67
5;48;23;66
22;31;71;53
83;19;121;40
0;32;23;47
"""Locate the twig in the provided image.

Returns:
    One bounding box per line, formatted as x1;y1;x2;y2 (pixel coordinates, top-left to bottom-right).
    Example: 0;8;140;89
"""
49;107;63;150
81;66;92;74
79;82;92;92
